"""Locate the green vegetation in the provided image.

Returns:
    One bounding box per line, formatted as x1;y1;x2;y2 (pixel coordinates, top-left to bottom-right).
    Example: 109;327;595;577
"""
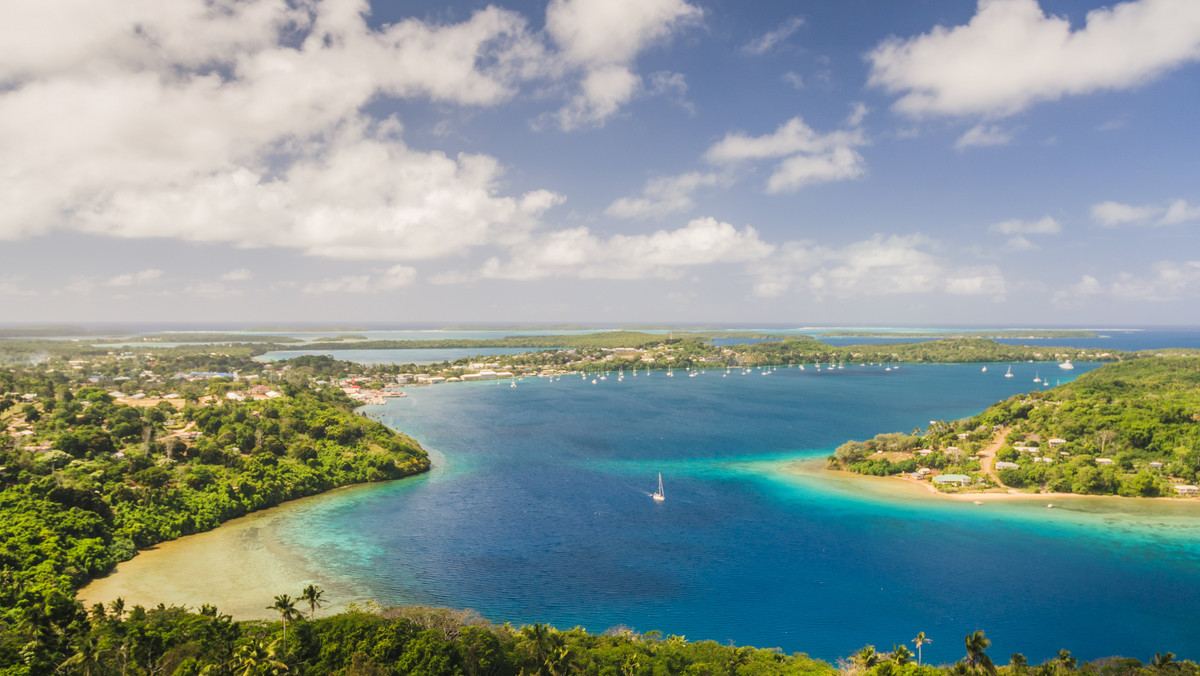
832;356;1200;497
0;350;429;673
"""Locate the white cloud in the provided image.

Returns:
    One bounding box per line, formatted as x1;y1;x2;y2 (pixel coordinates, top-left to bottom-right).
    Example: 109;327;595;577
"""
750;234;1006;300
845;102;870;127
990;216;1061;235
955;124;1015;150
1091;198;1200;227
743;17;806;55
605;172;722;220
106;269;164;287
220;268;253;282
479;217;773;281
1052;274;1105;303
1091;200;1163;226
303;264;417;293
867;0;1200;118
1112;261;1200;301
704;117;868;193
782;72;805;89
0;0;567;262
989;215;1060;250
545;0;702;129
1163;199;1200;225
1054;261;1200;303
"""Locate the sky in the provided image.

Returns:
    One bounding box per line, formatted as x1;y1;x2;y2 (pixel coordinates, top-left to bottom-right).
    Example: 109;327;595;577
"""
1;0;1199;327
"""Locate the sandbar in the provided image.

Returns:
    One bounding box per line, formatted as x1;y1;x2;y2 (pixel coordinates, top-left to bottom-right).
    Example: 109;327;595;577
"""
78;486;378;620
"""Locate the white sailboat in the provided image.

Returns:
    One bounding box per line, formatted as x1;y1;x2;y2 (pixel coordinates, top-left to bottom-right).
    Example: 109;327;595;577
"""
652;474;665;502
1033;372;1041;383
1004;366;1013;378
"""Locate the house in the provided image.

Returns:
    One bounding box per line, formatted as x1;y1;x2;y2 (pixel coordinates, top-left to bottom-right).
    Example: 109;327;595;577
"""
1047;438;1067;447
1173;485;1198;496
995;461;1019;470
1149;462;1164;469
1014;446;1038;453
933;474;971;486
1095;458;1113;465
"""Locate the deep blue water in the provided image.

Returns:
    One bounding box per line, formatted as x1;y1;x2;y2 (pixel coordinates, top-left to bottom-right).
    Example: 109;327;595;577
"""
273;362;1200;664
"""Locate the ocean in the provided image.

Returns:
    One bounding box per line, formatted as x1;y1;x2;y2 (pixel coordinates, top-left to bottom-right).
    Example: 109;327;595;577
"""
267;360;1200;664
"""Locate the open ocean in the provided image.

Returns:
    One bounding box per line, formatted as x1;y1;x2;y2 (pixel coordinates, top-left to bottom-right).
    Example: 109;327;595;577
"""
264;355;1200;664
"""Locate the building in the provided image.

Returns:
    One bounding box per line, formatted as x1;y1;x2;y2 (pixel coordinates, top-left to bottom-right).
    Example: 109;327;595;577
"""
1173;485;1198;496
933;474;971;486
995;461;1019;470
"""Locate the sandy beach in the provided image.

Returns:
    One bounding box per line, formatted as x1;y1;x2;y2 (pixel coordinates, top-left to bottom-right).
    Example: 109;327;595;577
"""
77;486;379;620
777;455;1200;508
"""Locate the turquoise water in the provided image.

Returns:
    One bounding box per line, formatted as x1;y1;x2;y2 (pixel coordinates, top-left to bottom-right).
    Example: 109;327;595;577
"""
276;363;1200;663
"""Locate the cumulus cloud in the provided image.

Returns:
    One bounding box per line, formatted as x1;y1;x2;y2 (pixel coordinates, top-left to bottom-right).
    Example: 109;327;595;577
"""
989;215;1060;249
867;0;1200;117
303;265;418;293
1054;261;1200;303
743;17;806;55
1111;261;1200;301
1163;199;1200;225
1091;199;1200;227
479;217;773;280
955;124;1015;150
605;172;722;219
749;234;1006;300
0;0;569;262
545;0;702;129
704;117;868;193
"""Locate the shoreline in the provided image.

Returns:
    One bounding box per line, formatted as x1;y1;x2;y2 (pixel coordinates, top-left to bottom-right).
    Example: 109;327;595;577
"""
77;481;393;620
778;457;1200;505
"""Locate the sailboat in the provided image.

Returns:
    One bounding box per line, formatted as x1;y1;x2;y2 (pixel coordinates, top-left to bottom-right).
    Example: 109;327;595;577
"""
652;474;665;502
1033;372;1041;383
1004;366;1013;378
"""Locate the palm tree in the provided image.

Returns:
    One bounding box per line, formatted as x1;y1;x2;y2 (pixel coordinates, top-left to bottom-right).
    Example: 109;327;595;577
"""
1152;653;1176;671
269;595;300;648
856;645;880;670
913;632;932;665
1010;653;1028;674
57;633;107;676
1055;650;1077;674
232;638;288;676
520;623;555;676
964;631;997;676
108;597;126;622
299;585;324;620
892;645;913;666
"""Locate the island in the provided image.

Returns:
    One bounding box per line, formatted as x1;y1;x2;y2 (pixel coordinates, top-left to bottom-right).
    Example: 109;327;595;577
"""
828;356;1200;498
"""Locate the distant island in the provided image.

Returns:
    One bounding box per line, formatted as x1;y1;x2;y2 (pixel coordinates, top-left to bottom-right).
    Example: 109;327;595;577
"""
818;329;1100;339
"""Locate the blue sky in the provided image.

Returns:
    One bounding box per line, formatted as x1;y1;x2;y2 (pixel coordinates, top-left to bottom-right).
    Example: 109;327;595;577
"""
1;0;1198;326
